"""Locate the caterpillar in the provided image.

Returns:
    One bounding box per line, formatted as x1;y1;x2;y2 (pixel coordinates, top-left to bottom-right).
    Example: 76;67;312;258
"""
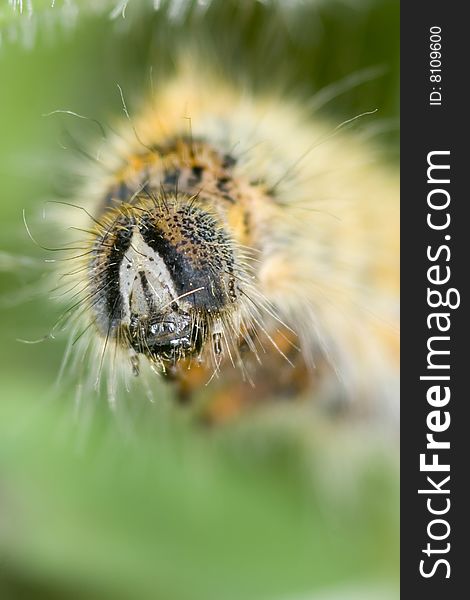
48;63;399;423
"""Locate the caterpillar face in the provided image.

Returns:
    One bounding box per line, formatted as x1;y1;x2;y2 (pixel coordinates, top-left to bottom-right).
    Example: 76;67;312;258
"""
88;192;240;366
82;138;265;377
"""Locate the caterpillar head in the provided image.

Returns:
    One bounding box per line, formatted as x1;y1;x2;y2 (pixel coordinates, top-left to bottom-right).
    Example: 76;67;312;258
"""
87;192;241;369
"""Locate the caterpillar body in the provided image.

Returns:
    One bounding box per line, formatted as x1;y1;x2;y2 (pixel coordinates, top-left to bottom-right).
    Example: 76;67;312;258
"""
53;67;399;422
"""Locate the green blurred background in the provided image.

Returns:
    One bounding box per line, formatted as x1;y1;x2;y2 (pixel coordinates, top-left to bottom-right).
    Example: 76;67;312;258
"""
0;1;399;599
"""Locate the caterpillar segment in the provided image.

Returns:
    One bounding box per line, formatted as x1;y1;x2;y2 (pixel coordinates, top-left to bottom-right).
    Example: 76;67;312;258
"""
65;72;399;420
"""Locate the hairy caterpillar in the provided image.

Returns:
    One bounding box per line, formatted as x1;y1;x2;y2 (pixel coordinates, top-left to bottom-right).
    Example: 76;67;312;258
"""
45;63;399;423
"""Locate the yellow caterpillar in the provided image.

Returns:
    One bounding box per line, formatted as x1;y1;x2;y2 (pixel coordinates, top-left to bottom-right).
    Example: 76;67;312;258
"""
51;64;398;423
